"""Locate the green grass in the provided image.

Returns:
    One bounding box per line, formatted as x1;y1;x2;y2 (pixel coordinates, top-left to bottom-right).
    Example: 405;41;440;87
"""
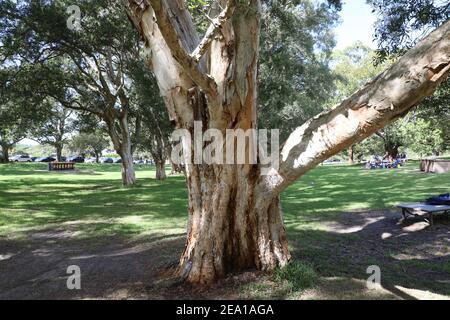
275;261;317;290
1;161;448;240
1;161;450;299
0;163;188;240
282;162;450;220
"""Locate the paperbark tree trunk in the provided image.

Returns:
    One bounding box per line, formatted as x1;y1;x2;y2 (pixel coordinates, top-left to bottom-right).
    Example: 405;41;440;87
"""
120;146;135;186
155;161;166;180
149;130;168;181
118;114;136;186
179;163;290;284
105;110;136;186
124;0;450;284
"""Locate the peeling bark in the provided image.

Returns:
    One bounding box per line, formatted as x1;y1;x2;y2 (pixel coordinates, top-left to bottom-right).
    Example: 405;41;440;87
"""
123;0;450;284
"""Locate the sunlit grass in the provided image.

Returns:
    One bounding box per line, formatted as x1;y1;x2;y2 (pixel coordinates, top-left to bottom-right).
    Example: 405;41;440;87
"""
1;161;449;240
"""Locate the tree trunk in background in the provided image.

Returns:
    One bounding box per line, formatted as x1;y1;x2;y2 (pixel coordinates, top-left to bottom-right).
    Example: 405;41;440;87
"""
155;161;166;180
120;148;135;186
124;0;450;284
105;111;136;186
384;143;399;161
1;144;10;163
151;137;167;181
118;114;136;186
348;146;354;164
56;145;63;162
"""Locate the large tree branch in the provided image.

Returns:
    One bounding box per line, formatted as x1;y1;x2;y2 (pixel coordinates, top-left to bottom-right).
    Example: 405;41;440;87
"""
191;0;236;62
146;0;218;95
262;19;450;195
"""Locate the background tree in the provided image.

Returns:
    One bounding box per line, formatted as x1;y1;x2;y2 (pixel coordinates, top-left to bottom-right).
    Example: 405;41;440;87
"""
123;0;450;284
69;132;109;162
404;118;444;157
32;104;74;161
368;0;450;62
369;0;450;157
0;67;47;162
128;60;173;180
0;0;142;185
258;0;339;139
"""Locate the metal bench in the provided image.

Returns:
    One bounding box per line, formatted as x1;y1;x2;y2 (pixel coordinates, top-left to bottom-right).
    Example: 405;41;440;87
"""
397;203;450;226
48;162;75;171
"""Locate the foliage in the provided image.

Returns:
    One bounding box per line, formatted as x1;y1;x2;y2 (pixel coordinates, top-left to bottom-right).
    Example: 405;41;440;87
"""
69;132;109;159
404;118;444;157
258;0;340;139
0;67;49;160
367;0;449;62
331;42;386;104
368;0;450;151
331;42;405;158
275;261;317;291
417;80;450;153
331;40;448;159
0;0;144;158
31;104;75;158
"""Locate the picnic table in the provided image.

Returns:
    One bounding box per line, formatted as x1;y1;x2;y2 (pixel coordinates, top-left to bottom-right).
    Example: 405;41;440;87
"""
48;162;75;171
397;203;450;226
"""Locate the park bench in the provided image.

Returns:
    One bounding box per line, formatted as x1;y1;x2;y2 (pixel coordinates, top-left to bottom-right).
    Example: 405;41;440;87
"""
48;162;75;172
396;203;450;226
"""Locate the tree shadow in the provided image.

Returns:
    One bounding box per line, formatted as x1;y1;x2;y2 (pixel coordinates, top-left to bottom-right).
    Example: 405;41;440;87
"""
286;210;450;299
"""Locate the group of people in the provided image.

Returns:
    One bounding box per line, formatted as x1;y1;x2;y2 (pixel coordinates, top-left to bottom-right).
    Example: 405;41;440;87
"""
365;153;407;170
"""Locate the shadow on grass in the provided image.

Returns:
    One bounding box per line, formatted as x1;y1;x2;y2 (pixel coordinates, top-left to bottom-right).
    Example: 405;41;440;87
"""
284;215;450;299
0;171;187;238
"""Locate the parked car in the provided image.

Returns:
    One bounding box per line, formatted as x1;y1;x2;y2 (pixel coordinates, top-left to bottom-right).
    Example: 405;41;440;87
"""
134;159;144;165
68;156;85;163
10;155;32;162
113;158;122;164
101;157;114;164
85;158;96;164
31;157;38;162
36;156;56;162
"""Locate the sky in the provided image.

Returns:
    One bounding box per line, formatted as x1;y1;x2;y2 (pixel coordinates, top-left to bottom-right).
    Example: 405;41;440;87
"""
19;0;378;147
334;0;377;50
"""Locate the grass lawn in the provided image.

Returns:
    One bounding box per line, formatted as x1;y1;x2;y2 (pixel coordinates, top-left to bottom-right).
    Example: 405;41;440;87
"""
1;161;449;299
